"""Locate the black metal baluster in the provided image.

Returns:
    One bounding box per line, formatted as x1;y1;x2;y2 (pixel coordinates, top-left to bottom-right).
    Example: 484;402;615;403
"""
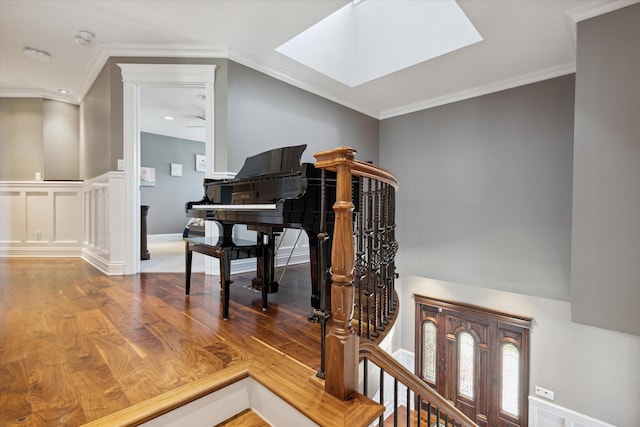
371;180;381;337
363;358;368;397
355;177;365;337
406;386;410;427
366;178;376;338
393;378;398;427
317;169;329;379
378;367;385;427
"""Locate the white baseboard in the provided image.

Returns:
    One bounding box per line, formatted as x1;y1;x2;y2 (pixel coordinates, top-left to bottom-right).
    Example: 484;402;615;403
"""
0;246;82;257
81;247;125;275
148;233;183;243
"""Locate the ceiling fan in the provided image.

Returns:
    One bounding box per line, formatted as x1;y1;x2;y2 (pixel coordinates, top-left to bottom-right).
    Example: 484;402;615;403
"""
186;115;206;128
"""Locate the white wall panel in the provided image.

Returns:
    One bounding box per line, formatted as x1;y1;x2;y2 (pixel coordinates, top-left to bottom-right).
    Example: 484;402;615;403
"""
26;192;49;242
54;192;81;242
0;190;24;242
80;172;125;275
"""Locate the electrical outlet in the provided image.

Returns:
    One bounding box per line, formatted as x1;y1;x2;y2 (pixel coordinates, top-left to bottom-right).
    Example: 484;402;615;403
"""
535;386;554;400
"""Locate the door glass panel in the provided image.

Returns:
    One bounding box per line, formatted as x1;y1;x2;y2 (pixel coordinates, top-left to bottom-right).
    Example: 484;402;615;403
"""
458;331;474;399
422;322;437;382
502;343;520;416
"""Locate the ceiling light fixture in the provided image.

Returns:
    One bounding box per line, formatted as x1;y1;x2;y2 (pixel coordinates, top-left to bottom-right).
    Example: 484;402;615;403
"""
23;47;51;61
57;89;69;95
163;116;174;120
74;30;95;46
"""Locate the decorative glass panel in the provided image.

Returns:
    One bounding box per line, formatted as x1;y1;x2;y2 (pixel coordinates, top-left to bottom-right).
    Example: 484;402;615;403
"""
422;322;437;382
458;332;474;399
502;343;520;416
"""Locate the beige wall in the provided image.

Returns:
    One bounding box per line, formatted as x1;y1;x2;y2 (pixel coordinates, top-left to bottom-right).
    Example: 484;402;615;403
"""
0;98;78;181
80;64;113;179
43;99;79;180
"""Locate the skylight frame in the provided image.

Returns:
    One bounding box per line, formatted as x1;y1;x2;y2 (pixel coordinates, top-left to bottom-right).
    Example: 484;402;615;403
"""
276;0;483;87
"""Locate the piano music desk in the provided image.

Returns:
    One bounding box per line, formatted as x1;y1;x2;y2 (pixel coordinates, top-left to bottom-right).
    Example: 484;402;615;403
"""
184;236;264;319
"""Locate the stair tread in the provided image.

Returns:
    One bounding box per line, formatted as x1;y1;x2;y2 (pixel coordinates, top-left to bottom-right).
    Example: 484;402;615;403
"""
216;409;271;427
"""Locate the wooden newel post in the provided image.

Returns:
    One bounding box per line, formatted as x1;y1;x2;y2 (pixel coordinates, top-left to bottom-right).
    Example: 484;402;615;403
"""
314;147;359;400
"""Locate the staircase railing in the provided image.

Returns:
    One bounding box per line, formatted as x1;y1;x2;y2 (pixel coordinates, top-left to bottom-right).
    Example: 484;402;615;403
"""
314;146;399;400
360;341;477;427
314;147;478;427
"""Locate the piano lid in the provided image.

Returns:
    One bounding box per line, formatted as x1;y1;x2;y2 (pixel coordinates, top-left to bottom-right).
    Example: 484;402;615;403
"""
235;144;307;179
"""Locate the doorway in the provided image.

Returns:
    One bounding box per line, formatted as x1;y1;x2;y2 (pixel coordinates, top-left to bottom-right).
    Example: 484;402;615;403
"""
119;63;216;275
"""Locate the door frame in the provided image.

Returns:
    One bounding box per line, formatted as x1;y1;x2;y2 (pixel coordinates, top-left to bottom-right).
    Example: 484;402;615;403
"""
119;63;217;274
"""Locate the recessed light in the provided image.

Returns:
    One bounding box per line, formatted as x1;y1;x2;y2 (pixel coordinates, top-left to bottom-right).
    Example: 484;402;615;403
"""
74;30;94;46
163;116;174;120
57;89;69;95
24;47;51;62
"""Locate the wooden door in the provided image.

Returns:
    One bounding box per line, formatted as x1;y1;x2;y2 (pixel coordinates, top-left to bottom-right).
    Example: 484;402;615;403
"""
440;312;490;426
415;296;531;427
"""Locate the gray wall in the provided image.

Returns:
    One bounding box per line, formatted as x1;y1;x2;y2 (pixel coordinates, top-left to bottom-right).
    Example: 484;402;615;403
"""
1;98;78;181
140;132;206;234
380;75;575;301
571;4;640;336
227;61;379;172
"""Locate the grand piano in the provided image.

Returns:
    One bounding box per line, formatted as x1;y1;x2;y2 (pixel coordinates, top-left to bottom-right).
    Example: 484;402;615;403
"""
185;144;339;320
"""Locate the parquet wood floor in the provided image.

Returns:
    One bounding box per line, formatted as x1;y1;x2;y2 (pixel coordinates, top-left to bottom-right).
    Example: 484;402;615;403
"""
0;258;327;426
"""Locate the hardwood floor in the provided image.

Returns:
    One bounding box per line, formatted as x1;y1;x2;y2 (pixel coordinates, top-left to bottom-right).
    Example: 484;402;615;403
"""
0;258;329;426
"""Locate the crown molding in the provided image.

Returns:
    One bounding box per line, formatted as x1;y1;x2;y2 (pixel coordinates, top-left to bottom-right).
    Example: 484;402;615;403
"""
227;45;379;119
0;87;79;105
379;62;576;120
564;0;638;24
75;47;110;104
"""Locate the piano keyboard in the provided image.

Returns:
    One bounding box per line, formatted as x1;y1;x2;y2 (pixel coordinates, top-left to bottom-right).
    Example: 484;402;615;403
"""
191;204;278;211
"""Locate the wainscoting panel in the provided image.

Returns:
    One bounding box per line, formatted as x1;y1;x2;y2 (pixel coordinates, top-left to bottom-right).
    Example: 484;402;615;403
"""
81;172;125;275
528;397;615;427
0;190;23;243
0;181;83;257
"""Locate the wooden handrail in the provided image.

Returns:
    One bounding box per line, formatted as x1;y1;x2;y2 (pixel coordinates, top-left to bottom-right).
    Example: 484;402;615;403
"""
314;147;399;190
359;341;478;427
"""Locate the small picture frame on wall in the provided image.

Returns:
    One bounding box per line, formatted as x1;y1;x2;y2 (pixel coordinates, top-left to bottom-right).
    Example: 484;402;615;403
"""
170;163;183;177
195;154;206;172
140;167;156;186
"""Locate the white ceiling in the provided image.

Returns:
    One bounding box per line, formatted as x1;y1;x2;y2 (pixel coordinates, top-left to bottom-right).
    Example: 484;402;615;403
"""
0;0;636;139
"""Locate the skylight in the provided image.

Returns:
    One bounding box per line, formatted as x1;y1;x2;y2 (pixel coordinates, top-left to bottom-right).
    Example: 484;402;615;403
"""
276;0;482;87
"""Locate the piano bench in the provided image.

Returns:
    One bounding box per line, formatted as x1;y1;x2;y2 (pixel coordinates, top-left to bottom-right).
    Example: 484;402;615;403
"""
184;236;264;320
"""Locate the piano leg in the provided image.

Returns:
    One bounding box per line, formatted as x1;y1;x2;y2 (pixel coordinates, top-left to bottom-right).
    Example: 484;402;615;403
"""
306;230;332;320
253;230;279;296
220;250;231;320
185;242;193;295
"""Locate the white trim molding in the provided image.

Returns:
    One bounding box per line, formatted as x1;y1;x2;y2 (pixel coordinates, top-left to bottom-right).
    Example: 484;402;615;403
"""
119;63;216;275
528;396;615;427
